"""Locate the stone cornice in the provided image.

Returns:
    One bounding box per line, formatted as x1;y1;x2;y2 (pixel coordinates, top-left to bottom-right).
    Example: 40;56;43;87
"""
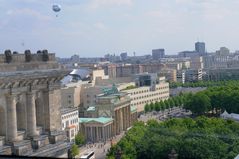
0;69;70;83
0;69;71;91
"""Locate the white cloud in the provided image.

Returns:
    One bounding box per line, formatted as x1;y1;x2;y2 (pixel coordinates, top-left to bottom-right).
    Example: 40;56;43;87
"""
89;0;133;9
6;8;51;21
0;8;52;31
94;22;107;30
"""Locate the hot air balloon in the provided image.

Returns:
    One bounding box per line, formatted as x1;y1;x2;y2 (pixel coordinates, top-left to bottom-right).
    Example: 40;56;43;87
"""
52;4;61;17
52;4;61;12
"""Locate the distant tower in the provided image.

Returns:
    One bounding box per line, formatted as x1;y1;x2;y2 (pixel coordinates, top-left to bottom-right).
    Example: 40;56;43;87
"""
152;49;165;60
133;52;136;56
195;42;206;55
120;52;128;61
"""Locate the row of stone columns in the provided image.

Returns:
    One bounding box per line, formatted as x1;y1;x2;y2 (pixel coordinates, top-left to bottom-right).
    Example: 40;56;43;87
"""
5;92;39;142
86;124;113;142
114;105;131;136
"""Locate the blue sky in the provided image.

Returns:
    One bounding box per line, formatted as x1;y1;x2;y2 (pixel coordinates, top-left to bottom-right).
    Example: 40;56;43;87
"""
0;0;239;57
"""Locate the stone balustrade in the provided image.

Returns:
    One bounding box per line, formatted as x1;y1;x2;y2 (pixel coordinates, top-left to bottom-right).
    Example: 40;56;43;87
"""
0;52;56;64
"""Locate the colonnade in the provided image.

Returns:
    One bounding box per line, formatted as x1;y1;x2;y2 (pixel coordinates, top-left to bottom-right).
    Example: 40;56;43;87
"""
114;105;131;135
85;124;113;142
4;92;41;142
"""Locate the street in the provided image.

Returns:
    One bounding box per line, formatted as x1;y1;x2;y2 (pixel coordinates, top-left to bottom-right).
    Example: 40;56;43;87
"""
77;132;125;159
138;107;192;123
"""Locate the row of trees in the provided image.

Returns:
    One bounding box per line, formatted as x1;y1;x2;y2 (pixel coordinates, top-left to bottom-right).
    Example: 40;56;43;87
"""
169;80;239;88
183;84;239;115
107;117;239;159
144;95;187;113
69;133;86;158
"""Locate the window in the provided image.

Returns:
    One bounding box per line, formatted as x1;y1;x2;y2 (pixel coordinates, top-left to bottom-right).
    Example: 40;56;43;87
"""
71;130;75;137
66;121;69;127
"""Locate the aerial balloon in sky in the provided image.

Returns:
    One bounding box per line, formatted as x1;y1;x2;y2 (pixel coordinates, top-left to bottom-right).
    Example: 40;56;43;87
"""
52;4;61;17
52;4;61;12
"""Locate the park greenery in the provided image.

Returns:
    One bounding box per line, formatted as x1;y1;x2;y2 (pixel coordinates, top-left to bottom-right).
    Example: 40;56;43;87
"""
70;144;79;158
184;84;239;115
110;81;239;158
107;117;239;159
169;80;239;88
144;95;185;113
75;133;86;146
146;81;239;116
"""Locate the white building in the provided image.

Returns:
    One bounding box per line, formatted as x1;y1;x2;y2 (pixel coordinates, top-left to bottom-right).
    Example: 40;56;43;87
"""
61;107;80;142
185;69;202;82
220;111;239;122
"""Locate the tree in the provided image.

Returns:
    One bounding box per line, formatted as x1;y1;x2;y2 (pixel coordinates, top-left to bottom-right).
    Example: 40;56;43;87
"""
150;102;155;111
144;104;150;113
164;100;170;110
71;144;79;158
160;101;166;112
155;101;160;112
168;98;175;109
173;97;179;107
75;133;85;146
187;93;211;115
108;117;238;159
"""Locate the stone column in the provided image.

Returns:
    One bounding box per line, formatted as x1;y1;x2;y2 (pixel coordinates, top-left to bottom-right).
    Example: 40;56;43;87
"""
26;92;38;137
96;126;99;142
122;108;125;131
120;109;123;132
110;124;112;138
106;125;109;140
128;106;131;127
124;107;127;130
115;110;118;135
6;94;18;142
108;125;110;139
117;110;120;134
90;127;93;142
84;127;87;141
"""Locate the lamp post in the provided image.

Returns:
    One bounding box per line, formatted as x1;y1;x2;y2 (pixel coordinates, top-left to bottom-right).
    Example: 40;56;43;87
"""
168;149;178;159
115;147;122;159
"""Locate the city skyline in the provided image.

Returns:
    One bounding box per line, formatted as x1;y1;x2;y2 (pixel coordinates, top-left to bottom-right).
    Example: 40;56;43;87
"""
1;0;239;57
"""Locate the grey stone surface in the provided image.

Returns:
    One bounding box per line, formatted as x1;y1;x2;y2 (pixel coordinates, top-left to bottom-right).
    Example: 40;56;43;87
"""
0;52;71;157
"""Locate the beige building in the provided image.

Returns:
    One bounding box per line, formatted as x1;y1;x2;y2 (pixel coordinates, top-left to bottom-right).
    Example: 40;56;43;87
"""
91;69;109;85
190;56;204;69
165;62;183;70
121;75;169;112
116;64;143;77
158;69;177;82
141;63;166;73
61;82;84;108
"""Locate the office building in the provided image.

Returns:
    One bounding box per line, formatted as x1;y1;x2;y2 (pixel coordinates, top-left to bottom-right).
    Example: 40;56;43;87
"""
185;69;203;82
195;42;206;55
152;49;165;60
